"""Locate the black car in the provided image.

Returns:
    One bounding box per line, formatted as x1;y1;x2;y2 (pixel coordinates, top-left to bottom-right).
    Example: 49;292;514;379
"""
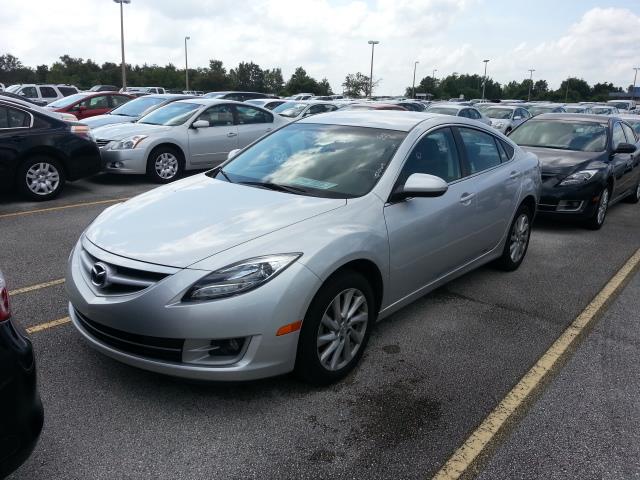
0;91;47;107
509;113;640;229
0;99;101;201
0;269;43;478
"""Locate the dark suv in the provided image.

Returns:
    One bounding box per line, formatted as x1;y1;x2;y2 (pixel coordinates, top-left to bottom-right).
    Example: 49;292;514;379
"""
0;99;102;201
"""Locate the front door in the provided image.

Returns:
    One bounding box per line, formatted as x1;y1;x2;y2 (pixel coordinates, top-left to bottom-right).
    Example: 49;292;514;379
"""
384;127;480;301
610;122;633;197
187;104;238;167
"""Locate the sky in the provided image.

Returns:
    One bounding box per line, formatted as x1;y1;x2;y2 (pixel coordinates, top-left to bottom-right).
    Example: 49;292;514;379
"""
1;0;640;95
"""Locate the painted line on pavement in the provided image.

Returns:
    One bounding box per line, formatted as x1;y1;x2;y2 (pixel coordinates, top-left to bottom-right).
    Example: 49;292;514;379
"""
0;197;129;220
10;278;65;296
432;247;640;480
26;316;71;334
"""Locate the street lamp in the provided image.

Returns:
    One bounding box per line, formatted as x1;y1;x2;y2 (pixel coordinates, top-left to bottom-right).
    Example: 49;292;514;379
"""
527;69;535;101
113;0;131;90
367;40;379;98
184;36;191;91
412;61;419;99
481;59;489;100
632;67;640;102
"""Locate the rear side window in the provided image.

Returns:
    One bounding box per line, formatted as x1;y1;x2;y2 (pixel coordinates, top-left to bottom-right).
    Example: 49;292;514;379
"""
621;123;637;143
458;127;502;174
235;105;273;124
39;86;57;98
0;106;31;128
59;86;78;96
500;139;515;159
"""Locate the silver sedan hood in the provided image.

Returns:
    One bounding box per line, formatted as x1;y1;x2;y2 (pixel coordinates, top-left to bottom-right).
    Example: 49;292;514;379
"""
85;175;346;268
82;114;138;129
92;122;172;141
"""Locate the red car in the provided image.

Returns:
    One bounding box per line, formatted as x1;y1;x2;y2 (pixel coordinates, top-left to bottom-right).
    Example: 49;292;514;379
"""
45;92;133;120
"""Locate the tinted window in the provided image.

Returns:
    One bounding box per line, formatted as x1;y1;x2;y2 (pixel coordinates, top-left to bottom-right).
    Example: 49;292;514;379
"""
500;140;515;159
225;93;244;101
459;128;502;174
621;123;637;144
612;123;626;150
110;95;130;108
235;105;272;124
399;128;461;184
81;95;109;109
21;86;37;98
197;104;234;126
58;86;77;96
39;86;57;98
459;109;471;118
468;109;481;120
220;123;406;198
0;106;30;128
509;120;607;152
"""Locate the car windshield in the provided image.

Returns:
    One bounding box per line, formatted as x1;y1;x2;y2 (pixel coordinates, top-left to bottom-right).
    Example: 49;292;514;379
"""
528;105;557;116
485;108;513;119
217;123;406;198
138;102;200;126
47;93;86;108
592;107;612;114
204;92;225;99
510;120;607;152
6;85;21;93
273;102;308;118
110;96;166;117
427;107;459;115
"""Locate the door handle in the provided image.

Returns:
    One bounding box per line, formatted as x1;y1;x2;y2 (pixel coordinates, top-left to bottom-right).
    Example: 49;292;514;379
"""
226;132;237;137
460;193;475;205
509;171;520;180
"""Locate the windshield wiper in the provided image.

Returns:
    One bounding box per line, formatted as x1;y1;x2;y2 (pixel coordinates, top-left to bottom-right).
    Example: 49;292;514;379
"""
239;181;313;196
217;169;233;182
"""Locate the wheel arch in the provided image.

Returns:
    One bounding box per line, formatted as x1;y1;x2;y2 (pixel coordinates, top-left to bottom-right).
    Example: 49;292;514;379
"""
147;142;186;166
14;147;69;183
324;259;384;314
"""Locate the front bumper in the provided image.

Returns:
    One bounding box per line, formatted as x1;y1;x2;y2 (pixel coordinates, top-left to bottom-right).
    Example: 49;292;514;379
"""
66;240;321;381
537;176;603;218
99;146;148;174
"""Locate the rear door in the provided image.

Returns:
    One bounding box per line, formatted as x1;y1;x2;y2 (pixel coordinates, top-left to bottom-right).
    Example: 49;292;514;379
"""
621;122;640;189
384;127;480;300
610;122;633;197
38;86;59;104
233;104;275;146
186;104;238;167
456;126;522;254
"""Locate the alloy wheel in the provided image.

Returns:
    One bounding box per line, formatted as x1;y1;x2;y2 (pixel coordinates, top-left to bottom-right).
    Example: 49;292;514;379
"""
509;213;530;263
26;162;60;196
597;189;609;225
316;288;368;371
154;153;179;180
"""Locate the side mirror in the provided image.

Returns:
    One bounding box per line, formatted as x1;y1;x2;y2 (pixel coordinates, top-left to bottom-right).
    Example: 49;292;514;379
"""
192;120;210;129
227;148;241;160
390;173;448;202
614;142;637;154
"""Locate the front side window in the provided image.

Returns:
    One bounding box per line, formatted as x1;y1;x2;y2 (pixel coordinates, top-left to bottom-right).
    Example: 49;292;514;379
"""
0;106;30;128
509;120;607;152
218;123;406;198
21;86;38;98
459;128;502;174
196;104;234;126
398;128;461;185
612;123;627;150
138;102;200;126
235;105;272;124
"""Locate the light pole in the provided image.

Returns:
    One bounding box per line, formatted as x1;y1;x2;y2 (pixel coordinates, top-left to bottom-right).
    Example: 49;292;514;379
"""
527;69;535;101
113;0;131;90
367;40;379;98
481;59;489;100
412;61;419;99
184;36;191;91
632;67;640;102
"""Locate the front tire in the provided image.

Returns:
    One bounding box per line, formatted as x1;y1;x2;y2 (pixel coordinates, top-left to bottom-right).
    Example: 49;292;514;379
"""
146;146;183;183
585;187;610;230
17;156;66;201
495;204;532;271
295;270;375;385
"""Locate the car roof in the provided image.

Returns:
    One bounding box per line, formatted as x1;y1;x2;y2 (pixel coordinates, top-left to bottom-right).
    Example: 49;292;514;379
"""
533;113;612;124
297;110;442;132
145;94;197;100
428;103;466;110
173;98;269;107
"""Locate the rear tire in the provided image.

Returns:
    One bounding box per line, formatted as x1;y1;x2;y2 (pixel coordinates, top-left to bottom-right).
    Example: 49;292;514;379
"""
495;204;532;271
585;187;610;230
295;270;375;385
624;181;640;204
146;146;183;183
17;156;65;201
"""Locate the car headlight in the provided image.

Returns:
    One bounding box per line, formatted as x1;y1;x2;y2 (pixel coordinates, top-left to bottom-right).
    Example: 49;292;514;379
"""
183;253;302;301
110;135;148;150
558;169;599;186
493;121;506;128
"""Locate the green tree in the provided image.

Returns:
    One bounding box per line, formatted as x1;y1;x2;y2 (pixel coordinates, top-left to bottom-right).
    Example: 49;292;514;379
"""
229;62;264;91
342;72;372;97
263;68;284;94
284;67;319;95
317;78;333;96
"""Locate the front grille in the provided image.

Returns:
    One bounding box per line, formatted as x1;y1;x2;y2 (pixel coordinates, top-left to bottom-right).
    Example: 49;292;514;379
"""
75;309;184;362
79;247;168;295
95;139;111;148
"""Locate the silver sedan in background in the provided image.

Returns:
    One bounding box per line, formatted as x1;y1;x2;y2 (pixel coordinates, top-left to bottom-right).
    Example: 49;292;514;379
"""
272;100;338;122
484;105;532;134
92;99;288;182
425;102;491;125
67;111;540;384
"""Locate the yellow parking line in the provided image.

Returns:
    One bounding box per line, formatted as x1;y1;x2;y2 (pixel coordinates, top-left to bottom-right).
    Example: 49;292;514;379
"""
9;278;65;296
432;247;640;480
26;316;71;334
0;197;129;220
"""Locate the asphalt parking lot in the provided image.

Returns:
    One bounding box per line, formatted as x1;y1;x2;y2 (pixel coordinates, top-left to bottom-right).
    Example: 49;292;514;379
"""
2;173;639;480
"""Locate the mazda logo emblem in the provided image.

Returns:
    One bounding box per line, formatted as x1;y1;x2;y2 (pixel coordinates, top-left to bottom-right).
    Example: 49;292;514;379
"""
90;262;109;288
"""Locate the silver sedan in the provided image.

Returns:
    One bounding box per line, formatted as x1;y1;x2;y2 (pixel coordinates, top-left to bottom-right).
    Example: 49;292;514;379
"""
426;103;491;126
484;105;532;134
66;111;541;384
92;99;288;183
